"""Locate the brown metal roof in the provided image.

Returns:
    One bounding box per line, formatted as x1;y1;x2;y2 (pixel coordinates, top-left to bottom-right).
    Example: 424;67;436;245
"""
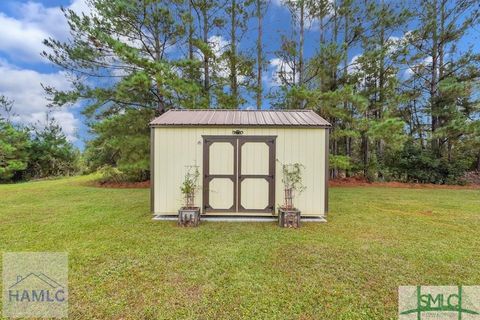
150;110;331;127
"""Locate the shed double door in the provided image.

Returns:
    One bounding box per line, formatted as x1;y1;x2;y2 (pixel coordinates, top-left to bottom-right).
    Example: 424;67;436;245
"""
203;135;276;214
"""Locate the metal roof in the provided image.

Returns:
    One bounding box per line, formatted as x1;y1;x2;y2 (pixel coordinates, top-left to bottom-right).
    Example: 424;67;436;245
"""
150;109;331;127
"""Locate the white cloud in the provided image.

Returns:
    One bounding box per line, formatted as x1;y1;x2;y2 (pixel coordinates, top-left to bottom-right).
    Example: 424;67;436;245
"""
208;35;228;57
0;60;79;141
272;0;297;7
193;35;247;84
0;0;88;63
0;1;89;141
22;110;79;143
207;35;230;79
272;0;333;24
347;54;362;74
269;57;297;86
405;56;432;78
0;13;51;62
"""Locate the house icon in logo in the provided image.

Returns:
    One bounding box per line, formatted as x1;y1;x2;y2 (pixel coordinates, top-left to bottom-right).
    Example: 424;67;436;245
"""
8;273;66;303
10;273;64;290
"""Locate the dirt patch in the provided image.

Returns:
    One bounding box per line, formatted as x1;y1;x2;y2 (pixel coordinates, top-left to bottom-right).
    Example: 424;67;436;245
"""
93;180;150;189
329;177;480;190
418;210;434;216
91;176;480;190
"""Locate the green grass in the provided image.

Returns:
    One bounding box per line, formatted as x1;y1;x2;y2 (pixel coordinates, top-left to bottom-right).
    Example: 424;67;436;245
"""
1;176;479;319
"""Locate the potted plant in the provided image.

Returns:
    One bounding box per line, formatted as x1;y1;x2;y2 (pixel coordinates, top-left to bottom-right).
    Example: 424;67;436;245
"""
278;163;305;228
178;165;201;227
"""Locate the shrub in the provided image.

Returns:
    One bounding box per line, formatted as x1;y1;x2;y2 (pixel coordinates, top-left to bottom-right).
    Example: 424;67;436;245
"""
97;165;135;184
386;142;471;184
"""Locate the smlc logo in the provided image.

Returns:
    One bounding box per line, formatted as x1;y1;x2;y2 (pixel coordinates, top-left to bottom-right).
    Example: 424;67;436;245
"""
8;273;66;303
399;286;480;320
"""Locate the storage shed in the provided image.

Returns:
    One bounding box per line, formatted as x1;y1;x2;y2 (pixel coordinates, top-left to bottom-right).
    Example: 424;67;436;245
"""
150;109;331;218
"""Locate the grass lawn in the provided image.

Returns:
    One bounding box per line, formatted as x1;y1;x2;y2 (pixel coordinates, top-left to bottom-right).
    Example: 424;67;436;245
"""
0;176;479;319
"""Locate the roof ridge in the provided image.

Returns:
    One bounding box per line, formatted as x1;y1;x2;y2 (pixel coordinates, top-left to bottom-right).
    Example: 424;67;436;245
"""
151;109;331;127
168;109;315;112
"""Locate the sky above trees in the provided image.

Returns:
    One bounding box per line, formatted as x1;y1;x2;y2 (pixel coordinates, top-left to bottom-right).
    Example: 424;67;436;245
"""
0;0;479;150
0;0;299;148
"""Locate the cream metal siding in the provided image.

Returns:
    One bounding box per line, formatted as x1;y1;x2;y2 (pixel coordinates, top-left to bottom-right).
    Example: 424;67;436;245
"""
152;127;327;216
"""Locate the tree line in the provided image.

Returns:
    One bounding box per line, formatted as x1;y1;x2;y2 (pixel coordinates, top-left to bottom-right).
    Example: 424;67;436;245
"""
2;0;479;184
0;96;79;182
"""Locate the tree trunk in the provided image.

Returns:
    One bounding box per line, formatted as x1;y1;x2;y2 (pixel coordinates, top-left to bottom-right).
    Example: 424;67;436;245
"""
437;0;446;154
318;2;326;92
343;2;350;176
332;0;338;89
412;77;425;149
188;0;194;80
230;0;238;108
256;0;262;110
377;0;386;177
477;153;480;171
202;4;210;105
298;0;304;87
154;23;165;114
331;119;337;179
430;0;439;153
362;133;369;178
447;140;452;162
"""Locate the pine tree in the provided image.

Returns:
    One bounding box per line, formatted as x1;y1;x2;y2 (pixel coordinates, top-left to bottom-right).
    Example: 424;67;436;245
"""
217;0;255;109
352;0;409;179
43;0;202;115
255;0;266;110
403;0;480;158
27;115;80;178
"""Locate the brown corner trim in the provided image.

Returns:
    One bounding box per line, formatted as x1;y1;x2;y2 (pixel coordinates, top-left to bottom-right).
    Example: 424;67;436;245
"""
150;127;155;214
324;128;330;215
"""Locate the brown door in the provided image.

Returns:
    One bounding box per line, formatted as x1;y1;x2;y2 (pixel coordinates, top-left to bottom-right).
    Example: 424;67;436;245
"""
203;135;275;214
203;136;238;213
238;136;276;213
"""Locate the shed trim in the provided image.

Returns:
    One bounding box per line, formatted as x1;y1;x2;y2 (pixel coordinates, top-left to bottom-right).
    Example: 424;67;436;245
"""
150;127;155;213
324;128;330;214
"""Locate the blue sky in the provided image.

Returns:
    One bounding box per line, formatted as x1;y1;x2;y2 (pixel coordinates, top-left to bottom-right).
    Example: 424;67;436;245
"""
0;0;90;148
0;1;478;149
0;0;302;149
